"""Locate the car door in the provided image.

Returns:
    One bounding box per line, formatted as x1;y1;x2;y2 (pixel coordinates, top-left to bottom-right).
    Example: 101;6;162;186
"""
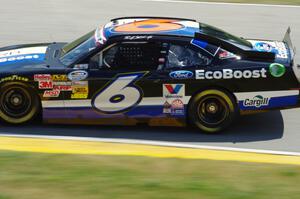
160;39;215;117
84;39;167;118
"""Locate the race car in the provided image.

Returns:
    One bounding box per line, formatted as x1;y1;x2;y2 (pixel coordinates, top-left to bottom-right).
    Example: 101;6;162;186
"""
0;16;299;133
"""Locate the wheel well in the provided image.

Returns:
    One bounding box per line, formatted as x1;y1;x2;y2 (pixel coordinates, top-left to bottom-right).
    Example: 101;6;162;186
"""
0;81;43;119
186;86;239;123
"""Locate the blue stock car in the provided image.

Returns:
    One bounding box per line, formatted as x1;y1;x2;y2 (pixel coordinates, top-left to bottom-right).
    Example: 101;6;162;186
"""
0;16;299;133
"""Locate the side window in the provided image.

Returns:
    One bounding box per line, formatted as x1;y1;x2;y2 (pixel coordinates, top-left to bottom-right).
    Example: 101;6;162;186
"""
90;42;165;71
217;48;240;60
166;43;212;69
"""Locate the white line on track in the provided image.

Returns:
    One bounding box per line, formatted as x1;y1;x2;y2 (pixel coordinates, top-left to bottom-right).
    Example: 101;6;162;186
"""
1;133;300;156
142;0;300;8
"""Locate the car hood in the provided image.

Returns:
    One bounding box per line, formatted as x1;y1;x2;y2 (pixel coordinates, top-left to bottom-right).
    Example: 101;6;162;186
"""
247;39;289;61
0;43;50;71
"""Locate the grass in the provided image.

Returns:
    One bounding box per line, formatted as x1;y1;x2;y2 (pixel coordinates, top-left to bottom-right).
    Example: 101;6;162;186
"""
0;151;300;199
176;0;300;5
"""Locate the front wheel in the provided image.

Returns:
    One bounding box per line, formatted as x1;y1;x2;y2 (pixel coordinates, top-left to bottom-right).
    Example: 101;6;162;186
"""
188;89;238;133
0;83;40;124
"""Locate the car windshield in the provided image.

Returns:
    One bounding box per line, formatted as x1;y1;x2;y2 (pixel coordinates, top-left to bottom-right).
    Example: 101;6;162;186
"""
200;23;253;49
60;30;96;66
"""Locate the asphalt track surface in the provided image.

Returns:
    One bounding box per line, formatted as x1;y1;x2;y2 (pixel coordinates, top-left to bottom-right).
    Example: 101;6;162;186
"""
0;0;300;153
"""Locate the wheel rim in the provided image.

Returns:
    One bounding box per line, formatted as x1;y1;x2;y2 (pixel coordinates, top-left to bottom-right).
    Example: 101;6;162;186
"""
197;95;229;126
1;87;32;118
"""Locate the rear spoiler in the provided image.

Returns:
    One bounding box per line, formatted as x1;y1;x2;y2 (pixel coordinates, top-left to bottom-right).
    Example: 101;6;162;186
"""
284;28;300;83
283;27;296;61
194;32;275;61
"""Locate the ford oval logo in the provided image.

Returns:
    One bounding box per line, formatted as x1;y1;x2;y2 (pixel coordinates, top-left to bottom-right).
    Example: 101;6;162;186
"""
68;70;88;81
169;70;193;79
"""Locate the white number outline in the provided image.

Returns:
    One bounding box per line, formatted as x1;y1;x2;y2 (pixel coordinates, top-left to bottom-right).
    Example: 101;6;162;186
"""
91;72;146;114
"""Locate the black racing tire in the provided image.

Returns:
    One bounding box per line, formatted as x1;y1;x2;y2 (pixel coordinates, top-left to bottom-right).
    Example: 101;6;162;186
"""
188;89;238;133
0;83;41;124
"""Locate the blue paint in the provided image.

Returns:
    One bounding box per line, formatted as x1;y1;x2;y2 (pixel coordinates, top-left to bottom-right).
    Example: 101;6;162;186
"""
191;39;208;49
137;25;159;29
239;95;299;110
43;105;187;119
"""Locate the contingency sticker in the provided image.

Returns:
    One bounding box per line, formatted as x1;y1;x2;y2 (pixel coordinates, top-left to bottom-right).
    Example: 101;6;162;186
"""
71;81;89;99
248;40;288;59
35;74;71;98
43;90;60;98
163;84;185;115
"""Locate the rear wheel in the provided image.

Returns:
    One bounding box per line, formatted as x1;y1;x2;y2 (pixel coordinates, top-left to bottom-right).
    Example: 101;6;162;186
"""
0;83;40;124
188;89;238;133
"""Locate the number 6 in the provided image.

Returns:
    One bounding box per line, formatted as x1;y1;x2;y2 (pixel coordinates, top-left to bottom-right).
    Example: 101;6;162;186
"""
92;73;144;113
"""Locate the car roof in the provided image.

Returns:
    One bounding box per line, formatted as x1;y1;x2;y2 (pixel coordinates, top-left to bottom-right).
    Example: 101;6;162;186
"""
102;17;200;38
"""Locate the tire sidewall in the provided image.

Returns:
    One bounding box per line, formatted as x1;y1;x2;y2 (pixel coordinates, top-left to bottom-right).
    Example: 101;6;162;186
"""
188;89;238;133
0;82;40;124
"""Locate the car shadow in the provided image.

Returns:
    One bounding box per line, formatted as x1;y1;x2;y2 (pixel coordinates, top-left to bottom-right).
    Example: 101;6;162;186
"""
0;111;284;143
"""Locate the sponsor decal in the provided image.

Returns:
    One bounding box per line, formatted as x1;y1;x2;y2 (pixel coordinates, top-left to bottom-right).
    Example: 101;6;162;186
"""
71;93;88;99
0;47;47;65
243;95;269;108
39;81;53;89
68;70;88;81
95;26;107;45
124;35;153;40
92;73;145;113
0;46;47;58
195;68;267;80
53;81;72;86
269;63;286;77
34;74;51;81
163;101;172;114
163;84;185;98
73;64;88;70
218;49;240;60
52;74;67;81
71;81;89;99
53;85;72;91
253;42;277;53
43;90;60;98
169;70;193;79
113;19;184;33
72;81;88;86
0;75;29;83
0;54;41;63
163;84;185;115
171;99;184;115
72;87;88;93
248;40;288;59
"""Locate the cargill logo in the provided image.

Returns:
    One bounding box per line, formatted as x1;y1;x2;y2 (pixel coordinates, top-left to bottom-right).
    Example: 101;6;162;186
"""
164;84;183;94
243;95;270;108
